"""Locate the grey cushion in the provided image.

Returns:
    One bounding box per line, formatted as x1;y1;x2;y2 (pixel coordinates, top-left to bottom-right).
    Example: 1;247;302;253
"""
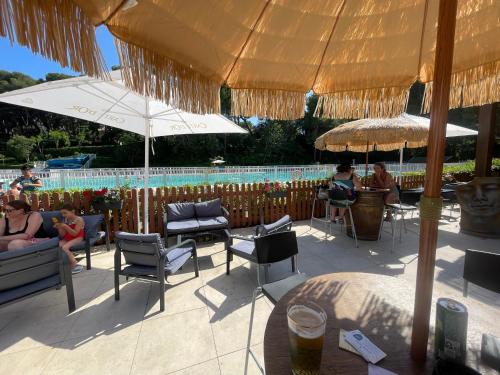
0;237;60;262
197;216;228;230
229;240;256;261
195;198;222;218
166;219;199;234
262;273;309;304
121;246;193;277
167;202;196;221
0;274;61;305
165;247;193;275
115;232;161;244
82;215;103;239
261;215;291;234
39;211;62;238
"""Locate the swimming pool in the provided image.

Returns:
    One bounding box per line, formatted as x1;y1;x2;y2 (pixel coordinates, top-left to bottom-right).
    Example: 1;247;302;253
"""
0;163;436;191
0;165;336;191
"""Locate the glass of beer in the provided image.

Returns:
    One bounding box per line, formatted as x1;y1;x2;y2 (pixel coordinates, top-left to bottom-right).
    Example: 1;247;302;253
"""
287;301;327;375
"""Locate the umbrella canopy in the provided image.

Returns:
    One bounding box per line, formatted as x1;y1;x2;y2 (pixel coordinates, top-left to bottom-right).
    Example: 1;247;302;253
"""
0;70;247;233
1;1;498;119
314;113;478;152
0;71;247;138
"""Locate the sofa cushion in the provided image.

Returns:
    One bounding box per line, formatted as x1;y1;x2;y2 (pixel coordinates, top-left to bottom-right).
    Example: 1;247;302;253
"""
167;202;196;221
166;219;199;234
197;216;228;230
194;198;222;218
0;274;61;305
229;240;256;261
261;215;291;235
39;211;62;238
165;247;193;275
82;215;103;239
0;237;60;262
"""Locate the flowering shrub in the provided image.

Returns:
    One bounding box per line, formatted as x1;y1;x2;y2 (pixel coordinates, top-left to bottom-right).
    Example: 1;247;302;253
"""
264;180;289;194
82;188;121;206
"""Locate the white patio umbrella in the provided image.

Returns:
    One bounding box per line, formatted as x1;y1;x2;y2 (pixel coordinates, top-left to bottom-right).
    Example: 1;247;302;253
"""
0;70;247;233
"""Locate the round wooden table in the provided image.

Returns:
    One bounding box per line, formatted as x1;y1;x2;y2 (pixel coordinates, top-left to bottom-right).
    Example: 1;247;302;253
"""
264;272;433;374
345;189;387;240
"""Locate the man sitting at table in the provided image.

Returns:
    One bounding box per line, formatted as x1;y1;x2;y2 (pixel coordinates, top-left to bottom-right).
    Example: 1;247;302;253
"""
370;162;399;221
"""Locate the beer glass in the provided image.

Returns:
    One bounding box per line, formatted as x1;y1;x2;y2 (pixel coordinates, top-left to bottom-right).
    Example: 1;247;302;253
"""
287;301;327;375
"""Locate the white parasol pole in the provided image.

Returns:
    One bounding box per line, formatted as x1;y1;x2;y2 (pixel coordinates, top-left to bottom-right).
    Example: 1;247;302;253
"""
399;146;404;185
144;97;150;234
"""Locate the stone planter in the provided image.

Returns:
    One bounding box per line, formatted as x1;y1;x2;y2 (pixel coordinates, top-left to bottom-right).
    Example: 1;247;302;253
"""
455;177;500;238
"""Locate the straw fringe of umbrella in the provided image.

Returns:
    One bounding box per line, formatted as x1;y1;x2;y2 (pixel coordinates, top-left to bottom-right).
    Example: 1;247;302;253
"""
0;0;108;80
0;0;498;120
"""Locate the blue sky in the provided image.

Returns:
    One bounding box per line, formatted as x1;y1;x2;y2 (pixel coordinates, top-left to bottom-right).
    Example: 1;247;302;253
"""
0;26;119;79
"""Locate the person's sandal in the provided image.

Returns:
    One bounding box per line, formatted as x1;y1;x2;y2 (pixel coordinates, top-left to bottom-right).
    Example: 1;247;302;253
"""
72;264;84;275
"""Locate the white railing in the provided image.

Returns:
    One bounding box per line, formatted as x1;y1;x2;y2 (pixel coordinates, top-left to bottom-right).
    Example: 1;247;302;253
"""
0;162;467;191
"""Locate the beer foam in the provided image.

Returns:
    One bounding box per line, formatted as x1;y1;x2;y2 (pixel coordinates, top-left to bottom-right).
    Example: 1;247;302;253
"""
288;305;326;339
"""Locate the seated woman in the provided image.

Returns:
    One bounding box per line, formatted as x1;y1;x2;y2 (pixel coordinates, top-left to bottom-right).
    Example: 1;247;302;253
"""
0;200;50;251
370;162;399;220
330;163;362;222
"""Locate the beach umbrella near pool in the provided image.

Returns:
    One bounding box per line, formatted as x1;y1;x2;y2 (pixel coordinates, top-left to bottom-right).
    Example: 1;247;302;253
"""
315;113;478;182
0;70;247;233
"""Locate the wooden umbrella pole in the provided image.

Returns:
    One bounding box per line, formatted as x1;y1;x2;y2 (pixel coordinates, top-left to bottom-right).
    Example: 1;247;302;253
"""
411;0;457;362
364;141;369;188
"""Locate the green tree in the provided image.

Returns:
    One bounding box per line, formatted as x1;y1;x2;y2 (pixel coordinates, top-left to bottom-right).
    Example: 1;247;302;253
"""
46;130;70;148
6;135;37;162
45;73;72;82
0;70;37;94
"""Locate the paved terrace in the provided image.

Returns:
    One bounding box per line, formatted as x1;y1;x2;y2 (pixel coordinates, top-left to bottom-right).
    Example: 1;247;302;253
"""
0;213;498;375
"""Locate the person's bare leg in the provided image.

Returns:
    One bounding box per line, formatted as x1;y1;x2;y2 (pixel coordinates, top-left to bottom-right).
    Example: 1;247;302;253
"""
7;239;33;251
330;207;338;221
60;238;83;268
0;240;10;251
384;192;398;220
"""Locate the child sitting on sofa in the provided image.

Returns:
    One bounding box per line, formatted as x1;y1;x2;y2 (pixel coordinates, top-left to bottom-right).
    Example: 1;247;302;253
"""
53;203;85;274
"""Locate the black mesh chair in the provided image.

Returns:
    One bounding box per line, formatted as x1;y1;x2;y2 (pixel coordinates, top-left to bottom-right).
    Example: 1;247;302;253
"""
244;231;309;375
114;232;199;312
463;249;500;297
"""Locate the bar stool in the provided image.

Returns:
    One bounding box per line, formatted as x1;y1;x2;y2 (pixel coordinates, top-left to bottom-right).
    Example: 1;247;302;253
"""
379;202;418;252
328;189;358;247
310;185;331;237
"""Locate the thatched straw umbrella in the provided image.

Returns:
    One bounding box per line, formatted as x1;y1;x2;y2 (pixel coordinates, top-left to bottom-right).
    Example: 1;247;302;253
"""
314;113;477;183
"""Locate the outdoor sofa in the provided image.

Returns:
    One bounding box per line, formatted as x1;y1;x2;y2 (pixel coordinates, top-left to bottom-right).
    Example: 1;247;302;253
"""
163;198;230;243
39;211;108;270
0;237;75;313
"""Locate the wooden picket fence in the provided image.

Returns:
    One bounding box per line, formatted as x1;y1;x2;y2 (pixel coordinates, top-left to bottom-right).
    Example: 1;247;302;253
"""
2;175;425;238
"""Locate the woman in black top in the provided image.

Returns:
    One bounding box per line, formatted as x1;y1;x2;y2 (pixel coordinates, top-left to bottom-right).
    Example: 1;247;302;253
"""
0;200;49;251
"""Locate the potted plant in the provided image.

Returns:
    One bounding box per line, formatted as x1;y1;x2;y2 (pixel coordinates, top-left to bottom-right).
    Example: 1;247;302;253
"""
264;180;288;198
83;188;122;211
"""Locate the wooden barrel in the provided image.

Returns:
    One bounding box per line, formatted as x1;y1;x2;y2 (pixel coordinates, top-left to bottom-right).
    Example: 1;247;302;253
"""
345;190;385;241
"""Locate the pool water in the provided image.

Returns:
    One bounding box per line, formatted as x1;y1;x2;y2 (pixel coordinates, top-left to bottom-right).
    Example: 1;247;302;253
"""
40;169;332;191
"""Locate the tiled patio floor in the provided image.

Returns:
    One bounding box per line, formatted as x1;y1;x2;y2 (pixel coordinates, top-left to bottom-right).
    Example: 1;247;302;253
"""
0;213;499;374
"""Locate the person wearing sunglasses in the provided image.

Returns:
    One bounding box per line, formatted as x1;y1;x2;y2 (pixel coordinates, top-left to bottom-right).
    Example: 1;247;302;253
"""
0;200;49;251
